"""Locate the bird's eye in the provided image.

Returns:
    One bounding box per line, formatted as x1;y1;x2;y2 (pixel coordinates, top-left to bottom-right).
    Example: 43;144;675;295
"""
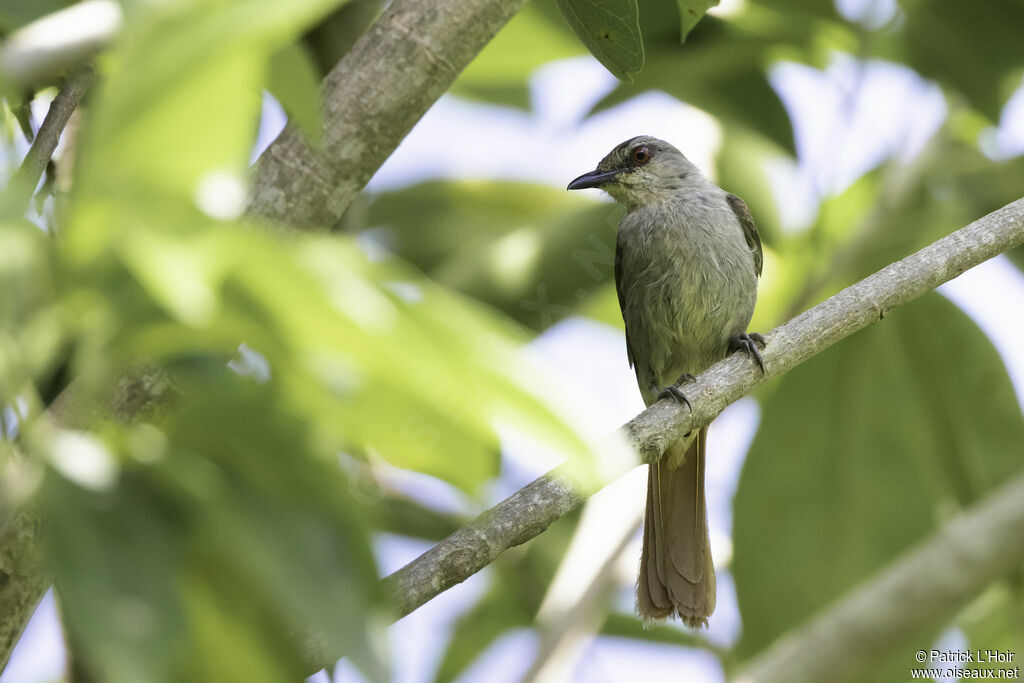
631;146;651;165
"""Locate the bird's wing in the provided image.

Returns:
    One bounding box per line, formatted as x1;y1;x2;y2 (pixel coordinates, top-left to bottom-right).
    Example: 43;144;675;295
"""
614;235;636;369
726;193;763;278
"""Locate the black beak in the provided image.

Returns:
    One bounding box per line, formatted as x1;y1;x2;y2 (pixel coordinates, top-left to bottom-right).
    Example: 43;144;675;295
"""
567;168;624;190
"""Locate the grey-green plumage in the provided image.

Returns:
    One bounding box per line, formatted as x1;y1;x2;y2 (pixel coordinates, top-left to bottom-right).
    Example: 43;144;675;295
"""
569;136;763;627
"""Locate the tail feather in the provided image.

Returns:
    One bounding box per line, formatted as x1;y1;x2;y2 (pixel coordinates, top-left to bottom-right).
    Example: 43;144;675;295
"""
637;427;716;628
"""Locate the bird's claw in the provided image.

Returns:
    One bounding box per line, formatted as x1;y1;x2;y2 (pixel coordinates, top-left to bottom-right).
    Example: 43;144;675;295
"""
729;332;766;374
657;372;697;409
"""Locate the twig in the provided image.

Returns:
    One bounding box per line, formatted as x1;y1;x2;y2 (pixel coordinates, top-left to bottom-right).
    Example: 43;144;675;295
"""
733;471;1024;683
2;65;93;216
382;196;1024;618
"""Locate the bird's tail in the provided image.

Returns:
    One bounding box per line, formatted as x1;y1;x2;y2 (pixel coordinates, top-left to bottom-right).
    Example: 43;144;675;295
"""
637;426;715;628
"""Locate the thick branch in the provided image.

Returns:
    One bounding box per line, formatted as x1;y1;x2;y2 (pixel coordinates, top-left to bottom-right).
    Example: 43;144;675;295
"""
247;0;528;230
733;471;1024;683
383;196;1024;619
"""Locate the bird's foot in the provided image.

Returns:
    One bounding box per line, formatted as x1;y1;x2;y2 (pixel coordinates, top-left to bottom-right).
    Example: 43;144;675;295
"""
729;332;766;374
657;372;697;409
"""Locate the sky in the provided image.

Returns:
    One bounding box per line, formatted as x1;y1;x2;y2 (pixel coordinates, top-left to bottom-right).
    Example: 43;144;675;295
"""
6;8;1024;683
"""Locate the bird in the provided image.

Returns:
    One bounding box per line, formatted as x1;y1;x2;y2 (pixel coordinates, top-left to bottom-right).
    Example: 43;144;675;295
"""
568;135;764;628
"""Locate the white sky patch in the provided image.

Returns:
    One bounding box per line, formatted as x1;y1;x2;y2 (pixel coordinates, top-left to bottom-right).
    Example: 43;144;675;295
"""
228;342;272;382
252;91;287;163
0;591;65;683
383;280;424;303
367;59;721;194
980;77;1024;160
577;636;725;683
771;55;946;198
939;255;1024;411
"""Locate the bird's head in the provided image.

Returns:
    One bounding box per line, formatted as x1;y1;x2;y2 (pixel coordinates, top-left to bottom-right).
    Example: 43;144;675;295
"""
567;136;700;208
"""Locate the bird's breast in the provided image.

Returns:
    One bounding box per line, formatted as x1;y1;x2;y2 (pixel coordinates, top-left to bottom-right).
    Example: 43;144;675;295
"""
617;199;758;389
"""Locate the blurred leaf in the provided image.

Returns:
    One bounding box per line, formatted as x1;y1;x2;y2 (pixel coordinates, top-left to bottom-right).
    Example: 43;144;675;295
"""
594;10;795;153
0;220;64;412
902;0;1024;121
371;493;463;540
435;507;581;681
0;0;71;32
959;580;1024;676
15;0;603;678
435;584;532;683
71;0;348;223
43;473;186;683
677;0;719;40
367;181;623;331
267;41;324;145
733;293;1024;679
601;612;707;647
555;0;644;81
303;0;386;75
715;128;788;245
1008;244;1024;273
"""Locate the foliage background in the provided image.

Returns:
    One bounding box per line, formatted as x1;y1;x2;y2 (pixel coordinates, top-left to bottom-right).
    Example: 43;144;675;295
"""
2;0;1023;681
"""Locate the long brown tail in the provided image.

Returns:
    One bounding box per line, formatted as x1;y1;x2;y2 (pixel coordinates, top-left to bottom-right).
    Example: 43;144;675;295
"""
637;426;715;628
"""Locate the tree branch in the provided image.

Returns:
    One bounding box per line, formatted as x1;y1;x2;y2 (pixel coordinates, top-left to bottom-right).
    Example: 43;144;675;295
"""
733;471;1024;683
382;196;1024;619
247;0;528;230
2;64;93;216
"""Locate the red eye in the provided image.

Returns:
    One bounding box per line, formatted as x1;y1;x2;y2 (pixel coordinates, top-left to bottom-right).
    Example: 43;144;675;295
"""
631;146;651;164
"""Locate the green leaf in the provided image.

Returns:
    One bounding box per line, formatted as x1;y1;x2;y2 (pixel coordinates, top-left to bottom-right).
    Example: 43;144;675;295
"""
70;0;348;226
733;294;1024;679
435;506;582;681
555;0;645;81
593;13;795;153
677;0;719;41
266;41;324;145
0;0;72;32
42;473;186;683
902;0;1024;121
366;181;623;331
959;582;1024;677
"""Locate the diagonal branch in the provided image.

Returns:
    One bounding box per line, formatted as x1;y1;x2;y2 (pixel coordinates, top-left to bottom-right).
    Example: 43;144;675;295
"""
383;196;1024;619
247;0;529;230
733;470;1024;683
2;64;93;217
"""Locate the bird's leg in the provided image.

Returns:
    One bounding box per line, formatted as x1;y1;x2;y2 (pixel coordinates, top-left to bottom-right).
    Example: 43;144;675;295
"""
729;332;767;373
657;372;697;409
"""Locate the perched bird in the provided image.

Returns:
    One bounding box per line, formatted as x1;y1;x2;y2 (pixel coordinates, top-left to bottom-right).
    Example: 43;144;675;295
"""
568;136;764;628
